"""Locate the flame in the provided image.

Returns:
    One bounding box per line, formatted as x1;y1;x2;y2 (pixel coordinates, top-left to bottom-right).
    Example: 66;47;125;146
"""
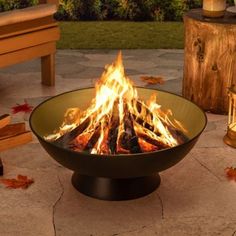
45;51;188;155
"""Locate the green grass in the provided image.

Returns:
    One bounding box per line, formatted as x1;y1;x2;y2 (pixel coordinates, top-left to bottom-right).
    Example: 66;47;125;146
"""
58;21;184;49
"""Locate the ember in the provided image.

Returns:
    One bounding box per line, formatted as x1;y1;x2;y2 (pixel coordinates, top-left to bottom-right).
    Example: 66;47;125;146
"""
45;52;188;155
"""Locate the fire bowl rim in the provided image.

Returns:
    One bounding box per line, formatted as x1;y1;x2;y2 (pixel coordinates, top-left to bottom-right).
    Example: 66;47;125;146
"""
29;87;207;159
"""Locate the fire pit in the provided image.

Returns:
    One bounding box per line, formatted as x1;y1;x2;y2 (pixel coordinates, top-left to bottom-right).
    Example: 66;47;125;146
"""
30;53;207;200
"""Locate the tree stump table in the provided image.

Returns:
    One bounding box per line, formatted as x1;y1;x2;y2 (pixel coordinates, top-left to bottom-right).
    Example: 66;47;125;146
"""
183;9;236;114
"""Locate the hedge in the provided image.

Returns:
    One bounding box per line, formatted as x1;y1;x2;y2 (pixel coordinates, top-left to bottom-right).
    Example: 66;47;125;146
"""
0;0;235;21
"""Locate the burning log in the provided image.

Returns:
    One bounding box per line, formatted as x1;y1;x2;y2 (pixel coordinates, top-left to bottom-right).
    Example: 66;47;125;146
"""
84;126;101;152
108;101;119;154
138;138;159;153
53;117;91;148
92;124;111;155
135;130;170;150
69;132;92;152
166;126;189;144
134;101;188;144
119;106;141;154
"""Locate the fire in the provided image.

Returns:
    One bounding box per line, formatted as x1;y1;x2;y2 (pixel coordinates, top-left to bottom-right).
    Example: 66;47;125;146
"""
45;52;188;155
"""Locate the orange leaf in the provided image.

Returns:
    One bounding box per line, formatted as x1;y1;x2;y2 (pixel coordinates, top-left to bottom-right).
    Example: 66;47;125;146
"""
225;167;236;181
0;175;34;189
140;76;165;85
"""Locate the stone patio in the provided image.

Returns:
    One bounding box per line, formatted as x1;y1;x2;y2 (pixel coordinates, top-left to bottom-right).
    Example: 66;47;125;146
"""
0;50;235;236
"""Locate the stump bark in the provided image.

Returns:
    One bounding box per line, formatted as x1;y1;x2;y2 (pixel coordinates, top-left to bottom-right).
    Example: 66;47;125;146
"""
183;9;236;114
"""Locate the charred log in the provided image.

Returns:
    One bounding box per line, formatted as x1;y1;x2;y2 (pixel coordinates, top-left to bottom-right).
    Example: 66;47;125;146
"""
136;132;170;150
53;117;90;148
84;126;101;152
167;126;189;144
138;138;159;153
108;101;119;154
134;101;188;145
119;105;141;154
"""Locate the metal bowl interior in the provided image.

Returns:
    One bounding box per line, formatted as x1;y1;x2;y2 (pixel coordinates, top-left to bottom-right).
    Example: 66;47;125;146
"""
30;88;207;178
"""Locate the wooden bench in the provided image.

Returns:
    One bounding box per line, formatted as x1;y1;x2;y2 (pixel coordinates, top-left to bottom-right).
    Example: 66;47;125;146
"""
0;0;60;86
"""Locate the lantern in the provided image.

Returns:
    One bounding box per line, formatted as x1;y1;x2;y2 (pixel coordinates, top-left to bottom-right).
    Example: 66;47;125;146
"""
224;85;236;148
202;0;226;18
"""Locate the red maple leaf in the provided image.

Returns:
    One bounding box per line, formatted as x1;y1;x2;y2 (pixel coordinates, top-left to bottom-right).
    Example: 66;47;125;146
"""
225;167;236;181
11;100;33;114
0;175;34;189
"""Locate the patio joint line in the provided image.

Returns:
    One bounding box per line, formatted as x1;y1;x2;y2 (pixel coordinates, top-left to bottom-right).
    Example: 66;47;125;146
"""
111;225;150;236
156;193;164;219
52;175;64;236
193;157;222;182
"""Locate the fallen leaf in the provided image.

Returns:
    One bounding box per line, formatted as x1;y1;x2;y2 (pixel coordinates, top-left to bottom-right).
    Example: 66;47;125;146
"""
225;167;236;181
0;175;34;189
11;100;33;114
140;76;165;85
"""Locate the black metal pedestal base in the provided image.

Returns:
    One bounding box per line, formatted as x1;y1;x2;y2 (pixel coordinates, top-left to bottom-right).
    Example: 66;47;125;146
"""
71;173;161;201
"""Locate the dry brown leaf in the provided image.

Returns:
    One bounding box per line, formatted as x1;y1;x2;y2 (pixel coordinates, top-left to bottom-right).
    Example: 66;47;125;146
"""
0;174;34;189
225;167;236;181
140;76;165;85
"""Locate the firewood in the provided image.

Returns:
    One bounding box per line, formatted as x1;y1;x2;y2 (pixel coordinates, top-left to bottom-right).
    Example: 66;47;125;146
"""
0;131;32;152
0;114;11;129
138;138;159;153
69;132;92;152
0;123;26;139
123;111;141;153
0;157;3;176
108;100;119;154
134;102;188;144
138;133;170;149
53;117;90;147
117;104;141;154
131;113;155;133
135;126;170;150
84;126;101;152
93;125;111;155
166;126;189;144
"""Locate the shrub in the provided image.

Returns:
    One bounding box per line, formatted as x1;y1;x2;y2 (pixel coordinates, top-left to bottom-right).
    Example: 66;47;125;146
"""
159;0;188;21
100;0;120;20
1;0;235;21
79;0;102;20
55;0;81;20
185;0;202;9
0;0;37;12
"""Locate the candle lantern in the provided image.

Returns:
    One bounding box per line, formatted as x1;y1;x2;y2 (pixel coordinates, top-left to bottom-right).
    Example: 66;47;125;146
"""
202;0;226;17
224;85;236;148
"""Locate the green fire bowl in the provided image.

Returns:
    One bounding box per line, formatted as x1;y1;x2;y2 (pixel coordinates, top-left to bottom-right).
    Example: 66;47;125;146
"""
30;88;207;200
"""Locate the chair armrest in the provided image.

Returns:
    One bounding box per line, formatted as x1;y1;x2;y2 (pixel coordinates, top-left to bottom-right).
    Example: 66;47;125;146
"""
0;4;57;27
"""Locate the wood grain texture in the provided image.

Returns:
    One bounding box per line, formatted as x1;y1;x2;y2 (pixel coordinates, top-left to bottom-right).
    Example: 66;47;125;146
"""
0;131;32;152
0;123;26;139
0;114;11;129
0;2;60;87
183;13;236;114
0;26;59;55
0;42;56;68
41;53;55;86
0;16;57;40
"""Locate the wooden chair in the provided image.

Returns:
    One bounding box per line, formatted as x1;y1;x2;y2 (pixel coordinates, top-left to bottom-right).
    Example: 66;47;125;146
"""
0;0;60;86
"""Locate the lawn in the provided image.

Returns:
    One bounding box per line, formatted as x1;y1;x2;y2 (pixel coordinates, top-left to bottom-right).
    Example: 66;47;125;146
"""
58;21;184;49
